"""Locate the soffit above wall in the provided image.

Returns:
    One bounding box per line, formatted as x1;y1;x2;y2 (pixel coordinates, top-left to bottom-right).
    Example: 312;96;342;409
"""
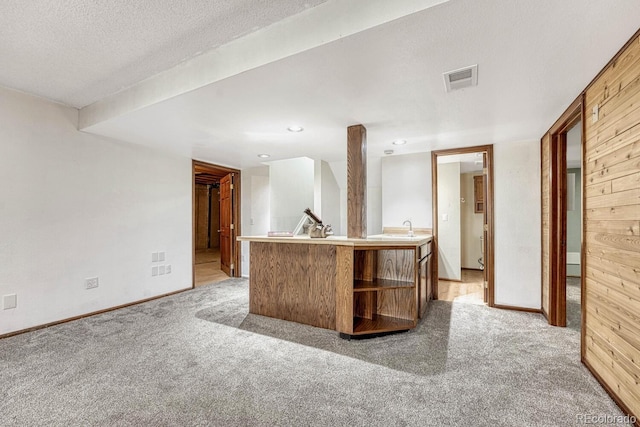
0;0;329;108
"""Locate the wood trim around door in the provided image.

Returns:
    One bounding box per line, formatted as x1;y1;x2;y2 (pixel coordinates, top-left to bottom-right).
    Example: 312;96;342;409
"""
431;145;495;306
541;95;583;327
192;160;242;287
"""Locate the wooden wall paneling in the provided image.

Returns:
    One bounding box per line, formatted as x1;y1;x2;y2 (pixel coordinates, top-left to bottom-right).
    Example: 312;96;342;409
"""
584;181;612;198
584;353;640;422
586;316;640;378
586;268;639;316
612;171;640;192
195;184;209;250
335;246;354;334
586;230;640;252
585;35;640;109
585;123;640;165
586;219;640;235
585;331;640;406
586;90;640;148
586;128;640;174
582;29;640;423
347;124;367;238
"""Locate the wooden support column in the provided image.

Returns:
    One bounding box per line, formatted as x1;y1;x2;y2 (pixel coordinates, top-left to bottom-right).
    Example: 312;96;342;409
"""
347;124;367;238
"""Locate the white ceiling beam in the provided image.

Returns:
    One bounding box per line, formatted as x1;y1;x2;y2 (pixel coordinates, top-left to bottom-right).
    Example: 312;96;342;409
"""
78;0;448;130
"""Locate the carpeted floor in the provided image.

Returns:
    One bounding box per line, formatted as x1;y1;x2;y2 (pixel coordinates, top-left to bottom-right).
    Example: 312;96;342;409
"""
566;276;581;331
0;278;629;426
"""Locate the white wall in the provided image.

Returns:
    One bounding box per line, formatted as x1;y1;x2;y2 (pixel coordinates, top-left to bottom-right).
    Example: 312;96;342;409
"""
268;157;315;232
367;156;383;235
461;172;484;269
381;153;432;229
240;166;270;276
315;160;341;235
493;140;541;309
437;162;461;281
0;87;192;335
377;144;542;309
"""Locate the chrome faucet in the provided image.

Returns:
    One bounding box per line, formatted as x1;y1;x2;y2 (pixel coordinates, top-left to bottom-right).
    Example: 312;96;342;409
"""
403;220;414;237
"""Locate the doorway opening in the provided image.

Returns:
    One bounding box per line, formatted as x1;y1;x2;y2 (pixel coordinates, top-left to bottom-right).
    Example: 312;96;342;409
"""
565;120;582;331
192;160;241;287
541;96;583;328
431;145;495;306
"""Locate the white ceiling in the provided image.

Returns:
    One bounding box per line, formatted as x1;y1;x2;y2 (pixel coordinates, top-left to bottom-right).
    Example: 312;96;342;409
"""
0;0;327;107
2;0;639;171
438;153;484;174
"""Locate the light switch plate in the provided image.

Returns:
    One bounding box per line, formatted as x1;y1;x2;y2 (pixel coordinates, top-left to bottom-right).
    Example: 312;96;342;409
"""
152;266;158;276
159;265;166;275
152;252;159;262
3;294;17;310
158;252;165;262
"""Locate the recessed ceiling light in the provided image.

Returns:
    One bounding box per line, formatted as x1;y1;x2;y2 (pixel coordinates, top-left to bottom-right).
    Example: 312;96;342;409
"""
392;139;407;145
384;149;394;155
287;125;304;132
257;154;271;158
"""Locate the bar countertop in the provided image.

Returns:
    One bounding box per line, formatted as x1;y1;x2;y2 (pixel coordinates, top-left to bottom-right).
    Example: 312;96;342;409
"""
237;234;432;247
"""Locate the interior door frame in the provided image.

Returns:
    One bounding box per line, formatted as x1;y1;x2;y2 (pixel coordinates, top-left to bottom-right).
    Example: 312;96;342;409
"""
542;95;583;327
431;145;495;306
192;160;242;287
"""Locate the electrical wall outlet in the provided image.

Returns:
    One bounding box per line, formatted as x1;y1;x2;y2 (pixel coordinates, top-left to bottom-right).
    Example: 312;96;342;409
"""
85;277;99;290
165;265;171;274
3;294;17;310
152;266;158;276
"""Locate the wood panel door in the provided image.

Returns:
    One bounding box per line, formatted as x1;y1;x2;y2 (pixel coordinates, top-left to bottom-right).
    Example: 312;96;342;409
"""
220;173;234;276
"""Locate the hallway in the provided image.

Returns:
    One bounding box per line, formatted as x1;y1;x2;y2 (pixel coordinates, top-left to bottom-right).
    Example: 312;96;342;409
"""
438;269;484;304
194;248;228;287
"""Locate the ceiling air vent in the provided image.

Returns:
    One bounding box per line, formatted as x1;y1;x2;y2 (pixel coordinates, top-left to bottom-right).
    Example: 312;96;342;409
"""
443;64;478;92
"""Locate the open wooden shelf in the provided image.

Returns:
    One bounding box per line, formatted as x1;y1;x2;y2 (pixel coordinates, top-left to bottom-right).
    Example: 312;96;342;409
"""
353;278;414;292
353;314;415;335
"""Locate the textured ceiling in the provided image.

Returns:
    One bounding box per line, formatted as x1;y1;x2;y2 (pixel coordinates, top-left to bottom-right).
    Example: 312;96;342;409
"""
0;0;327;107
82;0;640;169
1;0;639;171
